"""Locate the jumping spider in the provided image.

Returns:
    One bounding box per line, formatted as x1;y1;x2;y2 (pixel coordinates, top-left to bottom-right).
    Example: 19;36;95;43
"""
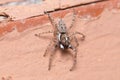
35;10;85;71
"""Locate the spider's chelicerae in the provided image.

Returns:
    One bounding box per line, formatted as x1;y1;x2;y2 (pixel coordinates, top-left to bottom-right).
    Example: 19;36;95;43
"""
35;10;85;71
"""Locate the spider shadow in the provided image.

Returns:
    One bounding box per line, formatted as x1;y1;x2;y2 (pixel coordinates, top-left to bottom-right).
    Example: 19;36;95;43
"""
59;49;74;59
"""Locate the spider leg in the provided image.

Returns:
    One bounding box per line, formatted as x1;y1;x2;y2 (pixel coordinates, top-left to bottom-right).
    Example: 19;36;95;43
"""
74;36;79;48
44;11;57;32
68;9;76;30
43;40;53;57
48;44;57;70
34;31;53;38
73;36;83;57
69;46;77;71
69;35;79;48
69;32;85;41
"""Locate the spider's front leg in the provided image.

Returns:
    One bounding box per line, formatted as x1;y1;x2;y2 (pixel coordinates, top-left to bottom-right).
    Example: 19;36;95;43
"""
68;8;76;30
44;11;57;31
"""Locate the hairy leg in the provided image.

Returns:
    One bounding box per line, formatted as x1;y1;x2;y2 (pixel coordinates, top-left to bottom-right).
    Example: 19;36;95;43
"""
48;44;57;70
34;31;53;37
69;35;79;48
70;46;77;71
68;9;76;30
74;36;79;48
44;11;57;32
43;40;54;57
69;32;85;41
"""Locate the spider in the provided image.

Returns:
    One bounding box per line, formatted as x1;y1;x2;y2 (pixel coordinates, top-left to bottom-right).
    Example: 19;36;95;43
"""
35;10;85;71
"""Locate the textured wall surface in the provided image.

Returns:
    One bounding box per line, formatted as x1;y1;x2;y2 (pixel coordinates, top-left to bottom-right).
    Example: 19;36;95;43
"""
0;0;120;80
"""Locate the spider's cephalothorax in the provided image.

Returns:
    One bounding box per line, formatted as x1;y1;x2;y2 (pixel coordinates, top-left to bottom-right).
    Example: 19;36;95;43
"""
35;11;85;71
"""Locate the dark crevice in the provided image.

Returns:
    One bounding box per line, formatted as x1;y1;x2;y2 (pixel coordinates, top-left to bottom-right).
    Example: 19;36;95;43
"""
0;12;10;21
0;12;13;22
0;0;108;20
47;0;109;13
27;0;109;19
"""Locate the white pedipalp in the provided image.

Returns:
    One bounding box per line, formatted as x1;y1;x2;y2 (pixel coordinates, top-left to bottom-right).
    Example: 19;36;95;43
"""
60;44;64;49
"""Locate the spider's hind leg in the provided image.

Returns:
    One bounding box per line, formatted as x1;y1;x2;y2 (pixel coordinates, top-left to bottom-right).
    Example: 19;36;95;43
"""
48;44;57;70
43;39;54;57
69;46;77;71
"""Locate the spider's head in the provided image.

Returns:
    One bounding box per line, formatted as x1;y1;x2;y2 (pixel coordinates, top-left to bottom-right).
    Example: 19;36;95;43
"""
57;19;67;33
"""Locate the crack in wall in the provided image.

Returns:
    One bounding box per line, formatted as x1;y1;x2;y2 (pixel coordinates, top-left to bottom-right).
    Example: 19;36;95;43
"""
48;0;109;13
0;0;109;20
27;0;109;19
0;12;12;22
